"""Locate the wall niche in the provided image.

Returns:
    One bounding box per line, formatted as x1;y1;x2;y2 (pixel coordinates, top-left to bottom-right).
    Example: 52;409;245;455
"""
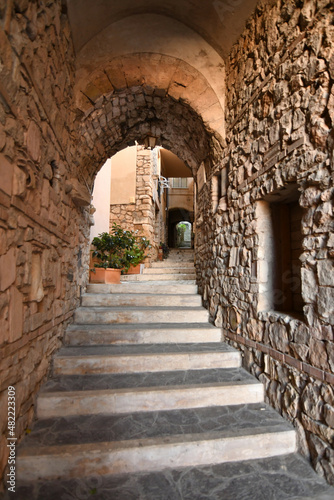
256;184;304;316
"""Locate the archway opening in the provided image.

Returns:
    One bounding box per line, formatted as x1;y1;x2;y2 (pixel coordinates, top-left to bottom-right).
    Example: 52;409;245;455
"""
89;139;199;266
176;221;192;249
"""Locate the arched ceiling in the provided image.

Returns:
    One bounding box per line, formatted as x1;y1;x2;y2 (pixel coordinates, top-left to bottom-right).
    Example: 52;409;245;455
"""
66;0;259;142
66;0;259;59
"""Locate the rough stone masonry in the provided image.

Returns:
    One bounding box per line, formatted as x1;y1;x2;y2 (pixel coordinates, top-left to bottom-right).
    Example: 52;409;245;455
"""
0;0;334;489
196;0;334;484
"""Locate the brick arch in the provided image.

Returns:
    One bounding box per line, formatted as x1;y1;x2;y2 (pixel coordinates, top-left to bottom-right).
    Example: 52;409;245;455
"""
76;86;223;190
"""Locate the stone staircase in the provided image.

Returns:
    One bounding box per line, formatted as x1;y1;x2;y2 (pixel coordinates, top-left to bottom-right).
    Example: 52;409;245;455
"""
12;250;334;499
122;248;196;282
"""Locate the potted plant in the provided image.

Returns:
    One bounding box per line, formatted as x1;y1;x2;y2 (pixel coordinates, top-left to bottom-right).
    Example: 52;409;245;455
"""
89;224;150;282
90;224;130;284
124;235;151;274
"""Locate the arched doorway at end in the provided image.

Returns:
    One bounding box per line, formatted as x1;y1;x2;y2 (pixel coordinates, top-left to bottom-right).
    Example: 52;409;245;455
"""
168;209;194;249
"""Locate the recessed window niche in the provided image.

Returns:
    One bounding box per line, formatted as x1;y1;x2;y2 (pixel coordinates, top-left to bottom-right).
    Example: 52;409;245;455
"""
256;185;304;315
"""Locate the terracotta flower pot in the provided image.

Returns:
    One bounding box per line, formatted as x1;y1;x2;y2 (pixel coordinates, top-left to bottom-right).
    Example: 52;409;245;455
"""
89;268;121;284
105;268;121;284
125;264;141;274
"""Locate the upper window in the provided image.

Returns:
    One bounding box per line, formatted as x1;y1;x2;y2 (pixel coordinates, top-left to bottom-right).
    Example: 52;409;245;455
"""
171;178;188;188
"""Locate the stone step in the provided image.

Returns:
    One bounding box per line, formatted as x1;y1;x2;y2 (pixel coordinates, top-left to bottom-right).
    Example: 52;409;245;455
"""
167;254;194;260
165;259;194;263
121;274;196;282
15;249;329;499
165;256;194;261
86;282;198;294
17;403;296;480
74;306;209;324
14;453;334;499
65;323;222;345
168;249;194;254
53;343;241;375
150;261;195;268
81;292;202;308
36;367;264;418
143;267;195;275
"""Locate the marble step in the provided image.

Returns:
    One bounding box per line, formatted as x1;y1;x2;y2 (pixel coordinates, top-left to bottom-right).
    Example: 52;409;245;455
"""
17;403;296;481
53;343;241;375
65;323;222;345
36;367;264;418
74;305;209;324
143;267;195;275
86;282;198;294
81;292;202;308
121;273;196;282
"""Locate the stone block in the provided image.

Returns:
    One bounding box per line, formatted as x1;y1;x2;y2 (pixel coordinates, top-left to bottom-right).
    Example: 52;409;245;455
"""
301;268;317;303
317;287;334;324
13;165;28;197
9;286;23;343
290;342;309;361
246;318;262;342
292;322;310;345
317;260;334;287
41;179;50;208
26;121;41;162
309;337;329;371
327;342;334;372
268;322;289;353
0;154;13;196
66;178;91;207
0;247;16;292
324;404;334;429
228;247;238;267
301;383;323;421
30;253;44;302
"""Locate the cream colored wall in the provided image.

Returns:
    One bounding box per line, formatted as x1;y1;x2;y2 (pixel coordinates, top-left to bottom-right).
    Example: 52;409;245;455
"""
110;146;137;204
168;179;194;212
90;159;112;240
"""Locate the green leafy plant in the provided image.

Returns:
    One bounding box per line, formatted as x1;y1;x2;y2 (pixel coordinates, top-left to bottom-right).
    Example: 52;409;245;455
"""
125;236;151;267
91;223;150;272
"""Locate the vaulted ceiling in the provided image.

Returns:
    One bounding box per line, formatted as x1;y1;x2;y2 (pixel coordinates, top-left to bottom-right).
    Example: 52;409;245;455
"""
66;0;258;142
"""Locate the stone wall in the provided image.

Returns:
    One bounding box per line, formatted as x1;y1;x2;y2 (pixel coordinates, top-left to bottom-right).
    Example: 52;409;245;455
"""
0;1;91;485
109;204;136;232
134;147;156;253
196;0;334;484
109;146;159;259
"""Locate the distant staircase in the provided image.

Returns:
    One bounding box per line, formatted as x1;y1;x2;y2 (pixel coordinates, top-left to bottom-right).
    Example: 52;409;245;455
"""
122;248;196;282
13;249;334;499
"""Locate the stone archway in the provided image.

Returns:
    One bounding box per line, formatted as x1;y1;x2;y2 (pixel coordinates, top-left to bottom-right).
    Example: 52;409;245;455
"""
71;84;223;274
75;85;223;191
